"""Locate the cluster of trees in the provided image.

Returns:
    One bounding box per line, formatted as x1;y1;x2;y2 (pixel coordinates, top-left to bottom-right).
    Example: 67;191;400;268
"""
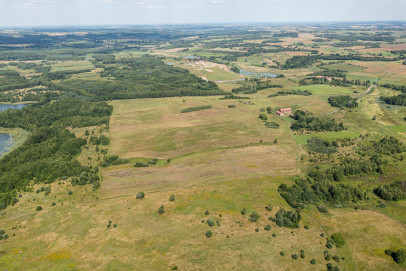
268;89;312;97
0;69;41;92
374;181;406;201
181;105;212;113
380;94;406;106
317;33;395;42
307;138;337;154
308;69;347;78
290;110;344;132
268;208;301;228
0;98;112;210
231;79;283;94
283;53;402;69
328;95;358;108
378;83;406;93
278;178;369;208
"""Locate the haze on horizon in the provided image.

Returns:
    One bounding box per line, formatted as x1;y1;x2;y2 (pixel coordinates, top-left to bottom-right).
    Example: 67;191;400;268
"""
0;0;405;27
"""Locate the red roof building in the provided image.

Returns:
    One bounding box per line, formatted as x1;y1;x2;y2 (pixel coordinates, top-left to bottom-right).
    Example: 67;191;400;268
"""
276;107;293;116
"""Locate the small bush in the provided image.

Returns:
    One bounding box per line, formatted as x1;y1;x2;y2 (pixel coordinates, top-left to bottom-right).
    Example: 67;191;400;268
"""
310;259;316;265
255;228;259;232
264;224;271;231
394;248;406;264
51;202;56;206
241;208;246;215
216;221;220;226
300;249;305;259
136;192;145;199
385;249;393;256
265;204;273;211
249;211;260;222
169;194;176;202
68;191;73;195
326;239;334;249
333;255;340;262
280;251;285;256
205;210;210;215
158;205;165;214
205;230;212;238
272;233;277;237
228;105;236;108
113;224;117;228
134;162;149;167
292;254;298;260
331;233;346;248
304;225;309;229
317;205;329;213
207;219;215;227
36;206;42;211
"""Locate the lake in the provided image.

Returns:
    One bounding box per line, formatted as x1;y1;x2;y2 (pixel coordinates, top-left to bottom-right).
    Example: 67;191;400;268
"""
0;133;13;157
0;103;27;112
0;103;27;157
239;69;277;78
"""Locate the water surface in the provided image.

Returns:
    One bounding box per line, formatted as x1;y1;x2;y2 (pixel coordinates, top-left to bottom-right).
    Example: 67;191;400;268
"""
0;133;13;157
0;103;27;112
239;69;277;78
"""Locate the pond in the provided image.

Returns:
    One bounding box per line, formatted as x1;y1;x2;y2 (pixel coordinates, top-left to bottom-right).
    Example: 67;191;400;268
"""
0;133;13;157
239;69;277;78
0;103;27;112
0;103;28;157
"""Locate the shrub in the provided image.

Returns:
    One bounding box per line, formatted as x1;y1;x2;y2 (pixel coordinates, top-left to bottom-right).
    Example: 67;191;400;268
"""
205;230;212;238
249;211;260;222
385;249;393;256
280;251;285;256
181;105;212;113
264;224;271;231
310;259;316;265
320;233;325;237
241;208;246;215
255;228;259;232
68;191;73;195
258;113;268;121
205;210;210;215
216;221;220;226
326;239;334;249
265;204;273;211
228;105;236;108
272;233;276;237
317;205;329;213
36;206;42;211
113;224;117;228
136;192;145;199
333;255;340;262
304;225;309;229
331;233;346;248
300;249;305;259
292;254;298;260
158;205;165;214
169;194;176;201
394;248;406;264
207;219;215;227
134;162;149;167
51;202;56;206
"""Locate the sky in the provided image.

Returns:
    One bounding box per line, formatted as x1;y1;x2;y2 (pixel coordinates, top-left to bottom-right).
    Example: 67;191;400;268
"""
0;0;405;27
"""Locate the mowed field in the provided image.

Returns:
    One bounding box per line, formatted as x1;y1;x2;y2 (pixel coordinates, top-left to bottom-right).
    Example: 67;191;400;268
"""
104;97;298;196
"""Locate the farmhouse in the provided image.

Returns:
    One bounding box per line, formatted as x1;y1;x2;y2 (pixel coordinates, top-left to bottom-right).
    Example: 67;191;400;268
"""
276;107;293;116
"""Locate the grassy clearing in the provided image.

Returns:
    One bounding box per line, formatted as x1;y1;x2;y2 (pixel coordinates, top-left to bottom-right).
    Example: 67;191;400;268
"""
50;60;94;72
294;130;361;145
293;84;354;95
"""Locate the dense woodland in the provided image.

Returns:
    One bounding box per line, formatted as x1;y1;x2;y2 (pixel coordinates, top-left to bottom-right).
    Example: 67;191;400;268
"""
0;99;112;210
290;110;344;132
